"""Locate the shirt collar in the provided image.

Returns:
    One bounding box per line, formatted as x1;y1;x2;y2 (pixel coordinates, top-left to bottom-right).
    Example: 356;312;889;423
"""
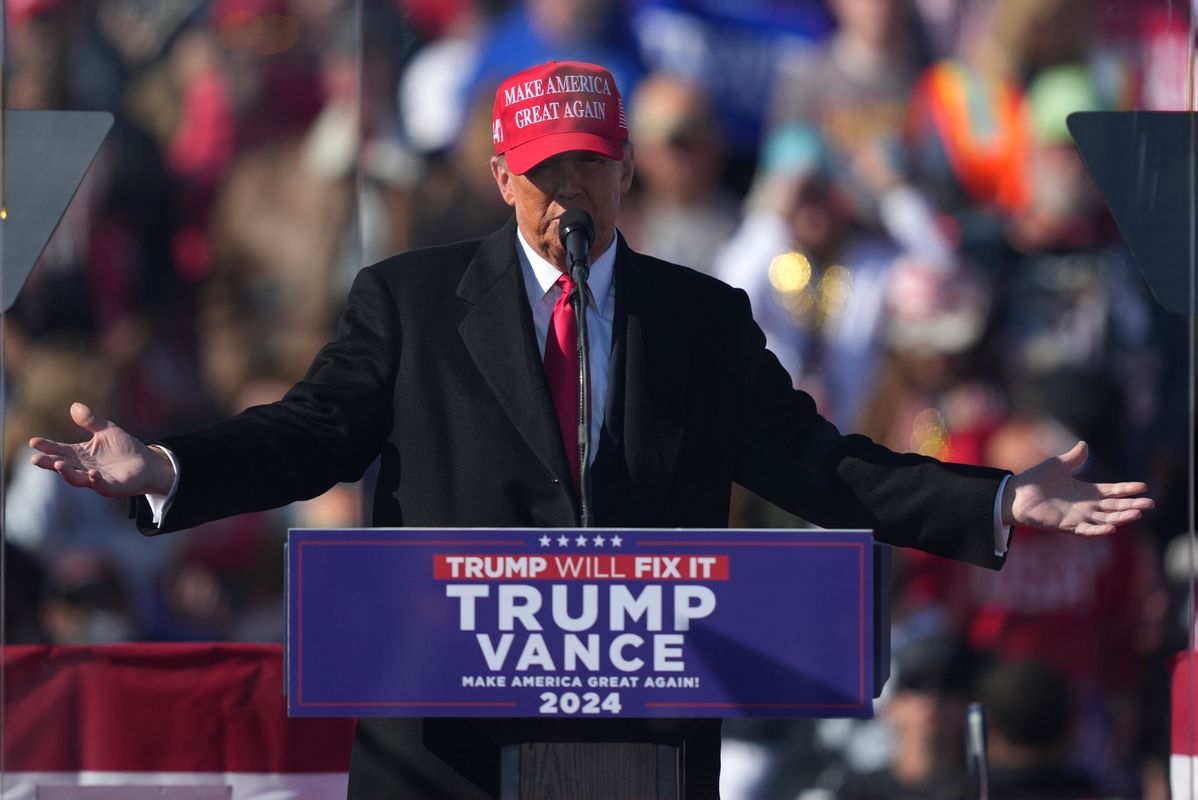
516;225;617;316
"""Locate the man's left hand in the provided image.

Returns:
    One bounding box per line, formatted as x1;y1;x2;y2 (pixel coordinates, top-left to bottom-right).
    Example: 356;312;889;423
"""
1002;441;1153;535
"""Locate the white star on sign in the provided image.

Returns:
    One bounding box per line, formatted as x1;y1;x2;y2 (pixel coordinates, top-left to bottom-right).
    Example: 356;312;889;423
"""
610;535;623;547
575;535;588;547
592;534;605;547
539;535;551;547
557;535;570;547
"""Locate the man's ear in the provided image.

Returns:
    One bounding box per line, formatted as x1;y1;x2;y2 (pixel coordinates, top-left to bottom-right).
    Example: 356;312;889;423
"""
490;156;518;207
619;144;635;194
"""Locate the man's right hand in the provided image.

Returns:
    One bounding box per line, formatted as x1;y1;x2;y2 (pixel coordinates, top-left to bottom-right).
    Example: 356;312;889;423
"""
29;402;176;497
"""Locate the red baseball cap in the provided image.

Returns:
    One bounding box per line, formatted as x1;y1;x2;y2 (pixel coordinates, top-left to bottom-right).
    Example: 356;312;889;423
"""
493;61;629;175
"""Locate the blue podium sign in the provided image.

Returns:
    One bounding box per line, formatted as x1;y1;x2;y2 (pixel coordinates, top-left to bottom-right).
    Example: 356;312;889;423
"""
287;529;878;718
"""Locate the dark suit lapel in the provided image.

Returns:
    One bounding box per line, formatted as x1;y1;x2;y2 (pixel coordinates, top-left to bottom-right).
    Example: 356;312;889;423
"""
457;218;574;487
618;237;687;490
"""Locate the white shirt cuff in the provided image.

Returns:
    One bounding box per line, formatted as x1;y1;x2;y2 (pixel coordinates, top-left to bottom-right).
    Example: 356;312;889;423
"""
145;445;181;527
993;473;1013;556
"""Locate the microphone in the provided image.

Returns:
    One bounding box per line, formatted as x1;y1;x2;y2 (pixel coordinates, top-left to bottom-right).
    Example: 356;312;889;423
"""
966;702;989;800
558;209;595;285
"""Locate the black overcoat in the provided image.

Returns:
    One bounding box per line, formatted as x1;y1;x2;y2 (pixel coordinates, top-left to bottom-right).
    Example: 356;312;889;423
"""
138;217;1008;797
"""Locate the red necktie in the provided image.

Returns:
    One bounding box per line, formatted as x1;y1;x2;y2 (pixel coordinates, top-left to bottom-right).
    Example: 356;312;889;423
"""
544;273;580;490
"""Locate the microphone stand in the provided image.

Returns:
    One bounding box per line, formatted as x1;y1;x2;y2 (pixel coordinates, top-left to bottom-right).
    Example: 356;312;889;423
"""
569;254;593;528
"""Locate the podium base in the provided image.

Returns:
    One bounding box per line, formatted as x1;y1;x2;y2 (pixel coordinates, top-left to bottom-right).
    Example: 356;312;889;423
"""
500;743;680;799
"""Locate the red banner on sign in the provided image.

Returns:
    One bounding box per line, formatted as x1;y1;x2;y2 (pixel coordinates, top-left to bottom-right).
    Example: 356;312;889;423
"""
433;554;731;581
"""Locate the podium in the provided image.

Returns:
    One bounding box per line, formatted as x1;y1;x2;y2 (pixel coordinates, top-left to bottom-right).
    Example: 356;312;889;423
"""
286;528;890;799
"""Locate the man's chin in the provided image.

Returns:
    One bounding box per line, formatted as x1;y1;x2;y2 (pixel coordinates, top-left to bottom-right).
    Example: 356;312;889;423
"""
541;242;569;272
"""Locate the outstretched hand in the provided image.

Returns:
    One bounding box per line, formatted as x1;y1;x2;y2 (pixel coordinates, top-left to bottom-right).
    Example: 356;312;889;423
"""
28;403;176;497
1002;441;1153;535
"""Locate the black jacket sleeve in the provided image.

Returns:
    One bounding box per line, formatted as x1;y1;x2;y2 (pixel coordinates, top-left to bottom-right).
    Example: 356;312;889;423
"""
134;265;398;534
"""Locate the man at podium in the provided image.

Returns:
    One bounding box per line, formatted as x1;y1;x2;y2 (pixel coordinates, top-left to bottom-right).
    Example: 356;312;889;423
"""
29;61;1152;799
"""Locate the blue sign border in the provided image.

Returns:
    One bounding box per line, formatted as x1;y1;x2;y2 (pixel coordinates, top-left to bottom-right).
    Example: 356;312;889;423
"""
287;528;876;718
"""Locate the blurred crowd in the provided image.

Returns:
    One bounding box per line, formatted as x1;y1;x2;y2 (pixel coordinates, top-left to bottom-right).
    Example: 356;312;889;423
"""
1;0;1194;797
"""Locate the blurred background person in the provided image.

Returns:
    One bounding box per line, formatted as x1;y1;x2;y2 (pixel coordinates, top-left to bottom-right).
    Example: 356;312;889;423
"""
617;74;738;274
627;0;833;182
854;255;1000;464
716;124;897;435
154;511;278;641
818;633;979;799
395;0;493;157
902;0;1134;249
728;634;982;800
40;549;143;644
713;123;904;533
767;0;931;233
981;659;1095;800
